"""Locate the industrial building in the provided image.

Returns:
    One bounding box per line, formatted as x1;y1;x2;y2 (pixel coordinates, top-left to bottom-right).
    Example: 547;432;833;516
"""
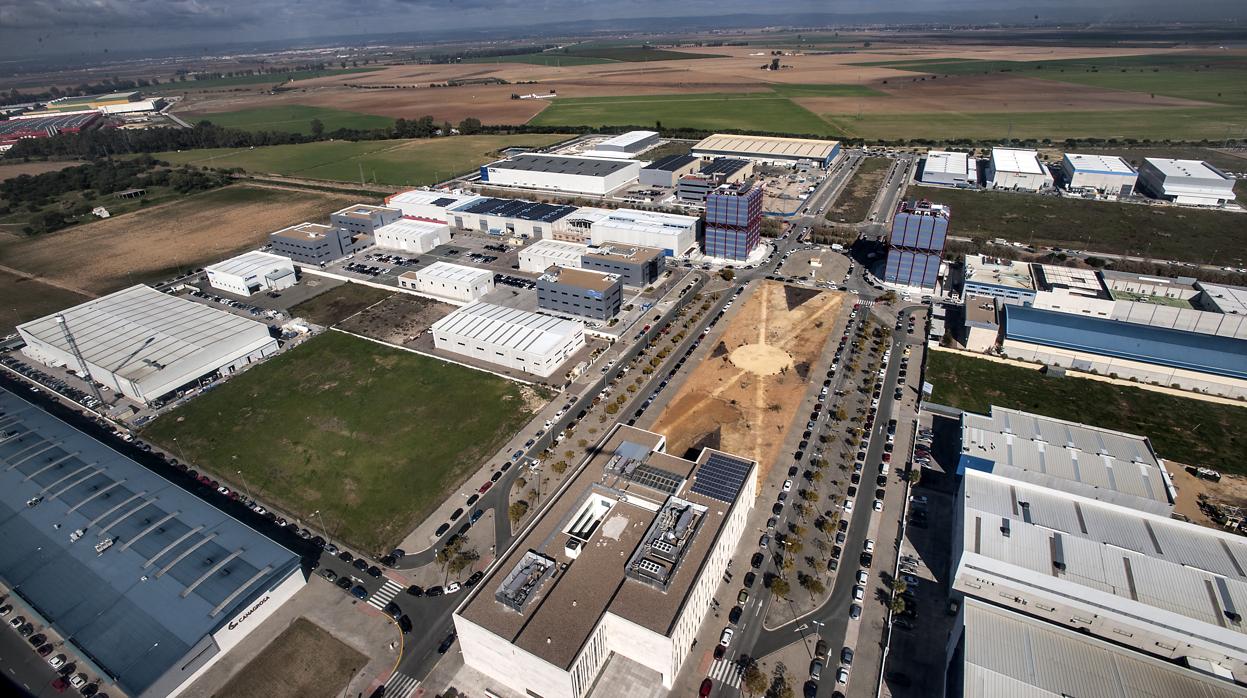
1001;304;1247;398
447;197;578;240
952;469;1247;679
703;181;763;261
1061;153;1137;196
961;296;1001;353
268;222;371;265
958;405;1173;515
17;285;278;405
596;131;659;154
639;154;700;188
921;150;977;187
0;112;102;148
537;266;623;321
372;217;451;254
205;251;297;297
329;204;402;235
986;148;1053;191
519;239;589;274
0;389;306;698
691;134;841;168
453;424;757;698
552;207;611;243
1030;263;1116;317
400;262;493;303
480;153;641;195
883;200;949;291
678;158;756;202
1137;158;1237;207
384;189;481;221
581;245;663;287
589;208;701;257
961;255;1036;305
430;302;585;378
38;91;150;113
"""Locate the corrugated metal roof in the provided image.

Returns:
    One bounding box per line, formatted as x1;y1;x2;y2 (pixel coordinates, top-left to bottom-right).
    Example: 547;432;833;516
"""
925;150;971;177
430;302;582;356
991;147;1046;175
205;251;294;279
693;134;839;160
416;261;493;285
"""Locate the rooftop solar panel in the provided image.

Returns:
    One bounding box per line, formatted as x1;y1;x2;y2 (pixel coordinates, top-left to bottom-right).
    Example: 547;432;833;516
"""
690;452;753;503
631;464;683;495
457;197;578;223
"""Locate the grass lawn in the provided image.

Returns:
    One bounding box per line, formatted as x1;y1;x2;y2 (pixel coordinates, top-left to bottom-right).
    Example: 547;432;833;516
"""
186;105;394;134
152;133;569;187
0;271;91;332
530;92;834;136
143;331;537;553
150;67;381;92
911;185;1246;266
825;157;891;224
289;284;395;326
926;350;1247;473
217;618;365;698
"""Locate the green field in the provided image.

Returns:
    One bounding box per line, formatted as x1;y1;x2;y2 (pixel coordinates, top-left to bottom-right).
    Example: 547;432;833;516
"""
530;92;833;136
926;350;1247;473
912;185;1246;265
0;271;90;332
462;53;614;66
826;157;891;223
151;133;570;187
186;105;394;134
768;84;885;98
150;67;381;92
143;331;537;553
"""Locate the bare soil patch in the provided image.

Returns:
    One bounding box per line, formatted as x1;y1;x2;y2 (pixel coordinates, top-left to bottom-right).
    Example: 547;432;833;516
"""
336;292;457;344
0;160;84;181
216;617;365;698
1170;463;1247;529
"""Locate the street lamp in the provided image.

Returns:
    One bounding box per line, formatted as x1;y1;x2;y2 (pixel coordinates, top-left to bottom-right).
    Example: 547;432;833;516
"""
234;462;254;502
312;509;330;543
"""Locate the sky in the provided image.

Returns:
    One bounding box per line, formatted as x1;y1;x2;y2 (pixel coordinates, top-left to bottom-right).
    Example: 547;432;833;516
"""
0;0;1244;61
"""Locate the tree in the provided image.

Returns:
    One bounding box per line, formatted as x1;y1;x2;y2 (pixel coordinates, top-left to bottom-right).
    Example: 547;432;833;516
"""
770;577;791;599
890;596;907;614
799;575;826;599
719;268;735;281
908;468;923;485
458;117;483;134
448;548;480;576
742;663;768;697
811;470;824;484
310;118;324;137
508;501;529;524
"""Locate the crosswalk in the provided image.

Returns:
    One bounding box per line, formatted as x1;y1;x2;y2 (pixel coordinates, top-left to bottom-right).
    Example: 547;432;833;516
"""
385;671;420;698
367;578;404;610
707;657;743;689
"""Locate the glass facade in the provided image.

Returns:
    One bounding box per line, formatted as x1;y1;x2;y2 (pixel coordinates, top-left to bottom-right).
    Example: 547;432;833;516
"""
704;184;762;261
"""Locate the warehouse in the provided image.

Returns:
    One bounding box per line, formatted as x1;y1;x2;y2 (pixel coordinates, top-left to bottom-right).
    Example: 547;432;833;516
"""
1060;153;1137;196
0;112;102;147
692;134;841;168
986;148;1053;191
454;424;756;698
639;154;700;188
384;189;482;221
1137;158;1236;207
537;266;623;321
0;389;305;698
920;150;977;186
953;470;1247;678
552;207;611;243
205;251;297;297
596;131;659;154
400;261;493;303
18;285;278;405
589;208;700;257
431;302;585;378
519;239;588;273
330;204;402;235
581;245;663;287
480;153;641;195
372;217;451;254
268;222;371;265
447;197;578;240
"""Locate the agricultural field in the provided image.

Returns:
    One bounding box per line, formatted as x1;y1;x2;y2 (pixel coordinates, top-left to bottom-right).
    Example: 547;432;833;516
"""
216;618;366;698
462;53;613;67
186;105;393;134
825;157;891;224
0;185;358;294
911;185;1246;266
926;350;1247;474
0;160;84;182
152;133;571;187
530;92;833;136
149;67;382;92
143;331;540;553
0;270;91;332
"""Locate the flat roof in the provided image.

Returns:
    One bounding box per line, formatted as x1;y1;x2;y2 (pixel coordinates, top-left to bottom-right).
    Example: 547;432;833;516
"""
17;285;273;386
965;255;1035;291
415;261;493;284
1003;304;1247;380
0;389;302;696
431;302;583;356
599;131;658;149
960;472;1247;650
522;239;589;263
1143;158;1234;182
332;204;399;220
1031;264;1109;298
1200;283;1247;315
540;266;619;292
991;148;1046;175
205;251;293;279
270;222;334;242
964;296;998;327
961;598;1247;698
960;406;1172;512
925;150;971;177
452;197;578;223
700;158;751;177
1064;152;1137;175
374;217;448;239
693;134;839;160
643;154;698;172
385;189;483;211
583;245;664;265
488;153;637;177
458;425;754;669
600;208;700;231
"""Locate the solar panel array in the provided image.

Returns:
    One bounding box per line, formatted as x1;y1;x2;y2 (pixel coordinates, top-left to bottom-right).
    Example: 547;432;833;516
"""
631;464;683;495
690;452;753;503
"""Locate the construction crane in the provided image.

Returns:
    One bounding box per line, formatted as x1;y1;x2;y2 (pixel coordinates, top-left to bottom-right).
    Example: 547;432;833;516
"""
55;315;105;408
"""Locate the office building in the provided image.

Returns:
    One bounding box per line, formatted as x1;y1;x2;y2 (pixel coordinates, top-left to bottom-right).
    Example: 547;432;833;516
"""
329;204;402;235
961;254;1036;305
400;262;493;303
921;150;977;187
883;200;949;290
676;159;757;204
537;266;623;321
692;134;841;168
986;148;1053;191
430;302;585;378
589;209;700;257
1061;153;1137;196
597;131;659;154
481;154;641;196
581;245;663;287
268;222;371;265
519;239;589;274
205;251;297;297
372;217;452;254
1138;158;1237;207
703;182;762;261
639;154;700;188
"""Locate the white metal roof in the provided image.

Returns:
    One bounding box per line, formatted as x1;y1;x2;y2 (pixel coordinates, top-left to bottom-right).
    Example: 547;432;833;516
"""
520;239;589;263
1064;153;1137;175
416;261;493;285
962;598;1246;698
693;134;839;160
17;285;271;385
431;302;583;356
205;251;293;279
925;150;971;177
598;208;700;233
1200;283;1247;315
599;131;658;149
991;148;1046;175
374;217;448;239
1143;158;1233;182
385;189;483;209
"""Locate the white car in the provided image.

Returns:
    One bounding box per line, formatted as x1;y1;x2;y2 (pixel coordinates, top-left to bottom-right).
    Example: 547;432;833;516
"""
445;582;462;594
782;479;793;493
720;627;734;647
857;570;868;585
69;674;87;689
49;654;67;669
864;539;875;553
837;667;850;684
872;500;883;512
853;585;864;601
843;499;854;513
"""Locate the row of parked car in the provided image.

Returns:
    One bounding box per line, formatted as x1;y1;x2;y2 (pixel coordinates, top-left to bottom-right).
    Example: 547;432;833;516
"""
1;355;106;412
493;273;535;290
183;289;284;320
1;603;107;696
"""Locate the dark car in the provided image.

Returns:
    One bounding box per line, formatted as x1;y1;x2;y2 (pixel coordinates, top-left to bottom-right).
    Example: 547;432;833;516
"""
838;519;849;532
336;577;352;590
860;552;873;569
380;554;398;567
438;632;457;654
490;471;502;483
352;558;368;571
58;662;76;676
465;494;479;507
803;680;818;698
751;553;765;569
367;565;382;578
426;586;445;597
450;508;464;521
350;585;368;599
37;644;54;657
772;502;784;516
470;509;484;524
435;522;450;536
80;684;99;697
29;633;47;646
397;615;413;634
788;466;799;477
338;551;354;563
831;545;842;559
383;601;402;619
827;559;839;572
406;585;424;597
728;606;742;624
700;678;714;696
465;571;485;588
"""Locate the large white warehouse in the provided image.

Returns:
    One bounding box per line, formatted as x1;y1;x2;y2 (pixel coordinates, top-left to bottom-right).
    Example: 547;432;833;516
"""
431;302;585;378
519;239;588;274
17;285;278;404
921;150;977;186
596;130;659;154
400;261;494;303
384;189;481;221
589;208;700;257
373;217;452;254
480;154;641;196
1137;158;1236;207
1061;153;1137;196
986;148;1053;191
205;251;296;297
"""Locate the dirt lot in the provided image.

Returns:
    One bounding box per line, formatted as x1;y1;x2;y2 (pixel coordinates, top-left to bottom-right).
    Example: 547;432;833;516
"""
0;160;84;182
650;281;842;479
0;185;359;294
216;617;366;698
336;292;457;344
1169;463;1247;529
289;283;395;327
